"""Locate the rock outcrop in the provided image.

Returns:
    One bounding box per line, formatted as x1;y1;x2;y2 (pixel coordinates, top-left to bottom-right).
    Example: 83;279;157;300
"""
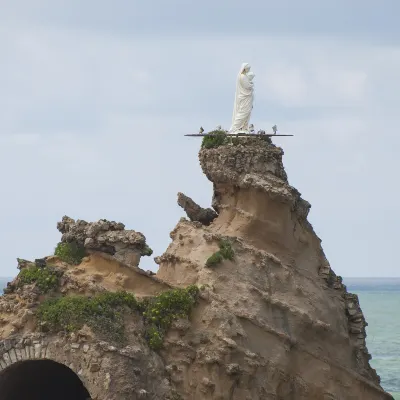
0;250;174;399
177;192;218;225
0;136;393;400
57;216;153;268
155;137;393;400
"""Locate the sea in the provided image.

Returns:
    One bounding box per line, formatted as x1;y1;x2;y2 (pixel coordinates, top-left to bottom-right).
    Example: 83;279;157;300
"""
345;278;400;399
0;277;398;398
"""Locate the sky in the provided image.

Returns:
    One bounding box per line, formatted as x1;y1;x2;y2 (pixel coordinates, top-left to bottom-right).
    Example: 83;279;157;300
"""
1;0;399;278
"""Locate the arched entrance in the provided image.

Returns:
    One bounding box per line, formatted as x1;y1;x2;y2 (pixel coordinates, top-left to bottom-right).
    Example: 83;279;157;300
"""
0;359;91;400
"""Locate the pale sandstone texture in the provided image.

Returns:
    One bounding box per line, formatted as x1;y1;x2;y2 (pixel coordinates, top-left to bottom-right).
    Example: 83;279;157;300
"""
0;251;176;399
155;137;393;400
0;137;393;400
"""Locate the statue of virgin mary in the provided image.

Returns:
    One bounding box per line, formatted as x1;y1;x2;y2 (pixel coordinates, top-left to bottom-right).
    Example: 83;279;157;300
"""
229;63;255;134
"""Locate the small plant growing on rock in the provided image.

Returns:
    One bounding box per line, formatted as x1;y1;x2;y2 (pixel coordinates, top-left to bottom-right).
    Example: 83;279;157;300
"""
219;239;234;260
37;291;137;342
205;239;234;267
141;285;200;350
201;130;227;149
18;266;61;293
205;251;223;267
54;241;86;265
145;325;163;350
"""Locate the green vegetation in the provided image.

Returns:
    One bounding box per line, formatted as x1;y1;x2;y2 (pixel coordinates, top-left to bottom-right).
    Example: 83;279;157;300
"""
205;251;224;267
201;130;227;149
37;291;137;342
18;266;61;293
219;239;234;260
205;239;234;267
54;241;86;265
141;285;200;350
36;285;200;348
141;244;153;257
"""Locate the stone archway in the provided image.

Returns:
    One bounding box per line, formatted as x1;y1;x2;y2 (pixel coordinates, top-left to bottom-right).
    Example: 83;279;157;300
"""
0;338;103;399
0;359;91;400
0;332;173;399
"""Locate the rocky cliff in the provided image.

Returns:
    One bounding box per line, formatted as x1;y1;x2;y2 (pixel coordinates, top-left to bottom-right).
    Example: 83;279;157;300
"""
0;136;393;400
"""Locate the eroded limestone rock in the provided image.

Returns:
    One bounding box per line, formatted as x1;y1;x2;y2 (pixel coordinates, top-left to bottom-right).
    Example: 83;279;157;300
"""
57;216;152;268
154;137;392;400
177;192;217;226
0;137;392;400
199;136;310;220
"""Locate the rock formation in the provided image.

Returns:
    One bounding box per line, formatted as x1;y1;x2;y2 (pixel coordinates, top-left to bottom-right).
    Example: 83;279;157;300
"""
0;136;393;400
156;136;393;399
177;192;218;226
57;216;153;268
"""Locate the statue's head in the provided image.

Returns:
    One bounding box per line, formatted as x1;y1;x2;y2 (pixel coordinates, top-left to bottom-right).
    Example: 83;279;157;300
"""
241;63;251;73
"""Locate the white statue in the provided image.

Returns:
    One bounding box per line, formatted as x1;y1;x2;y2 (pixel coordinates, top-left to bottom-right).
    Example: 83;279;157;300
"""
229;63;255;134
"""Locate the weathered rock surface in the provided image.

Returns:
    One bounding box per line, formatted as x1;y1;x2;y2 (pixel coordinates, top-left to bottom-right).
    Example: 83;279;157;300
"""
0;137;393;399
0;252;174;399
177;192;217;225
57;216;152;268
0;323;173;399
155;137;393;400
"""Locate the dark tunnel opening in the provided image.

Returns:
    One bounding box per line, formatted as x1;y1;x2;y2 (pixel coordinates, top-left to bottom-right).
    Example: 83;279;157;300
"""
0;359;91;400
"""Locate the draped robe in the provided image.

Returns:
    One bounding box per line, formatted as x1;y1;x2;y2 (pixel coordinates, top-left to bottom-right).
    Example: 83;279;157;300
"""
230;63;254;133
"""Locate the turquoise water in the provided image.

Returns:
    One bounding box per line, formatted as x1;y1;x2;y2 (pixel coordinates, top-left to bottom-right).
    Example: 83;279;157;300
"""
0;277;398;397
345;278;400;399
